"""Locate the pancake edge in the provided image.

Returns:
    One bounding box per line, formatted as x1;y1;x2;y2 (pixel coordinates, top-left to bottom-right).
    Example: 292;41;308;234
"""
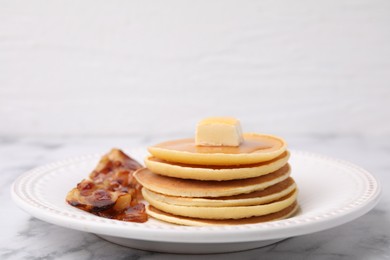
142;180;297;207
145;202;299;226
144;151;290;181
134;165;291;197
142;188;298;219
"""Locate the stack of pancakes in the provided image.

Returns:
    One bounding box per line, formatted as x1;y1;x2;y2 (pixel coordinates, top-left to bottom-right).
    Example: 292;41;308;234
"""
134;133;298;226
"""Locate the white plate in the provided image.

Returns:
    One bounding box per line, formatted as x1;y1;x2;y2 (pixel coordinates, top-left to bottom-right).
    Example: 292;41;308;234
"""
11;150;381;254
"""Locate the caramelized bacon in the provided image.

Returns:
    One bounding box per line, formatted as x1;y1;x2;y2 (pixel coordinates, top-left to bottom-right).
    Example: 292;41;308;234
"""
66;149;148;223
121;203;148;222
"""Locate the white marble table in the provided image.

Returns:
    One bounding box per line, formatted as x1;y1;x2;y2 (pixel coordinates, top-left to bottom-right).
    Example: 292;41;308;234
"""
1;134;389;259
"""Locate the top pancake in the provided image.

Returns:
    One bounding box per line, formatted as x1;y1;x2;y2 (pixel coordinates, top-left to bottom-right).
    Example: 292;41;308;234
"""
148;133;287;166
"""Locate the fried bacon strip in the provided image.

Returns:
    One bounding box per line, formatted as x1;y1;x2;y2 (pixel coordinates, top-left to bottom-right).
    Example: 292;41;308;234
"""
66;149;148;223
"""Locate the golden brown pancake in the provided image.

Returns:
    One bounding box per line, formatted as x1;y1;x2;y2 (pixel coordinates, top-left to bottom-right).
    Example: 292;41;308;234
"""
146;202;299;226
146;201;299;226
141;177;296;207
143;188;298;219
148;133;287;165
134;164;291;197
144;151;290;181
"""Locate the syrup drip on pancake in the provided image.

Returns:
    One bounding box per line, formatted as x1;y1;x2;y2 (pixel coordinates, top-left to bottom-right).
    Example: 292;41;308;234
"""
154;137;276;154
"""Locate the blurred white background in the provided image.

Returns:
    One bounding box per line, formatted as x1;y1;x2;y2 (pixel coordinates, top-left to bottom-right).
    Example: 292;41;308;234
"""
1;0;389;138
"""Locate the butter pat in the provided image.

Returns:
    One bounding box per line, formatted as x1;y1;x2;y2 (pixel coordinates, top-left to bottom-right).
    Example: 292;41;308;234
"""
195;117;244;146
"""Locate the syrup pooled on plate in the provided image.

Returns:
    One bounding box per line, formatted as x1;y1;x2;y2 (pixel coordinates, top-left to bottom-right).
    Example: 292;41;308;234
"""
66;149;148;223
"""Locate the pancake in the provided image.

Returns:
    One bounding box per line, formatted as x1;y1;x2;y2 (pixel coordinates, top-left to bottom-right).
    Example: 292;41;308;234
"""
144;151;290;181
134;164;291;198
142;177;296;207
148;133;287;166
146;202;299;226
143;188;298;219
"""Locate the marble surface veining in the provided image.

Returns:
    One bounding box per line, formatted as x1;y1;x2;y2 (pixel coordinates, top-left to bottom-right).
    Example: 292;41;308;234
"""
1;135;389;260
